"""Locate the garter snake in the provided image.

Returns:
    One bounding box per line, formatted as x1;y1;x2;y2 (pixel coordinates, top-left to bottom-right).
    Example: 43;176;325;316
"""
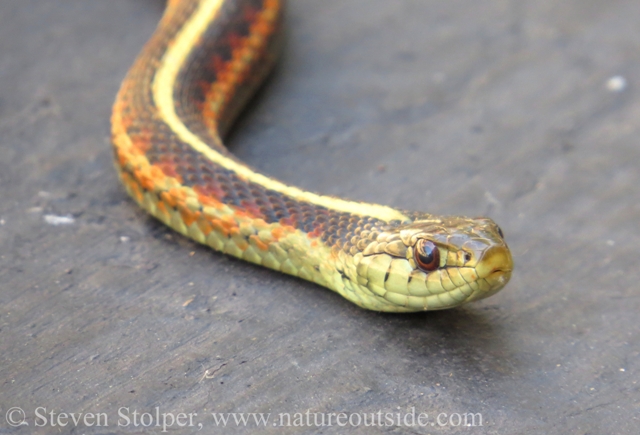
111;0;513;312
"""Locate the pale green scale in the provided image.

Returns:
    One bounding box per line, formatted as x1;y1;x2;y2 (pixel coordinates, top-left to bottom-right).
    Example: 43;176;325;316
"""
257;229;273;243
368;283;387;297
383;291;408;307
143;192;157;215
171;209;188;235
206;232;224;251
261;252;280;270
242;245;262;265
266;241;285;260
355;253;369;280
406;271;428;296
280;259;297;276
436;292;458;307
406;294;428;310
385;259;413;293
297;265;314;282
440;271;457;292
367;255;393;287
426;272;444;295
188;221;206;244
447;268;468;288
449;285;471;301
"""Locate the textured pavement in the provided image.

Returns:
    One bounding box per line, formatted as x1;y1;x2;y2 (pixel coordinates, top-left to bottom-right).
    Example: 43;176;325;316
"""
1;0;639;433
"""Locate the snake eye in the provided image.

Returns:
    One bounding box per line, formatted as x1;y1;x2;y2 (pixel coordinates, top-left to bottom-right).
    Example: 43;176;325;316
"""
415;240;440;272
496;225;504;239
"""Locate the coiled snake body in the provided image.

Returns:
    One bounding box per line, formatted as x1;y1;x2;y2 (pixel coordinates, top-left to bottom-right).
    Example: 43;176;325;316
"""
111;0;513;312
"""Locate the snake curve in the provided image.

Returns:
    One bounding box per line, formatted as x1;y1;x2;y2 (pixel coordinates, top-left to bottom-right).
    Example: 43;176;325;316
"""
111;0;513;312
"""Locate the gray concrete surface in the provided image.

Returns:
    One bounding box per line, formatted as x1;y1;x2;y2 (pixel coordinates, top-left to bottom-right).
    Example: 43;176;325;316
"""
1;0;639;433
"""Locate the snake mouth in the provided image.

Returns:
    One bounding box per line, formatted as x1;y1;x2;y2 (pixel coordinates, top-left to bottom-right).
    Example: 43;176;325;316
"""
475;246;513;280
459;269;511;305
486;268;512;284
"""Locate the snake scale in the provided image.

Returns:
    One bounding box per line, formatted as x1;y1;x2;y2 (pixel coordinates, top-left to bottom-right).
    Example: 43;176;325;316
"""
111;0;513;312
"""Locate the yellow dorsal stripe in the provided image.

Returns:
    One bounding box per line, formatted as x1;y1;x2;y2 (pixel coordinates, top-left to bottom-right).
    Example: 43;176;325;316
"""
152;0;408;222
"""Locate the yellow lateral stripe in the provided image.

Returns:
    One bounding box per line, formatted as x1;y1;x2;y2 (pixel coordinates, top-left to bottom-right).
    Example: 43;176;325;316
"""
152;0;408;223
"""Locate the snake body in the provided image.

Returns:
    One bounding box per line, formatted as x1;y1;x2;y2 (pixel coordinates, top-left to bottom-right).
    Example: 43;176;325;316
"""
111;0;513;312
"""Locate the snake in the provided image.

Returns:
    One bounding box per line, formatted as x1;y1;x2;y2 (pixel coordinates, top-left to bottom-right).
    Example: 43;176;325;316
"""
111;0;513;312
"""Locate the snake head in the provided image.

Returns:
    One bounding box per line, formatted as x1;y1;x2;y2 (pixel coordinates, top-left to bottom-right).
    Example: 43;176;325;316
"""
352;214;513;311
